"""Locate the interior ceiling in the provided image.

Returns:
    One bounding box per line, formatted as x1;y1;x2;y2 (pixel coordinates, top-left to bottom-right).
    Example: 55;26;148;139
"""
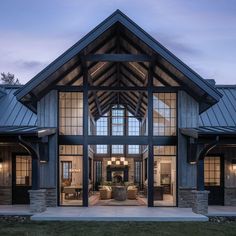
27;22;212;119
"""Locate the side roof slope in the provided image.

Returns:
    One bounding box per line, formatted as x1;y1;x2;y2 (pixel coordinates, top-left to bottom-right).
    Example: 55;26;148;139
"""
0;85;37;127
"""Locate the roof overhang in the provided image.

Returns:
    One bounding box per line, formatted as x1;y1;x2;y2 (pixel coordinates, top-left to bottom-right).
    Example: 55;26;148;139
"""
180;126;236;139
0;126;56;138
14;10;222;113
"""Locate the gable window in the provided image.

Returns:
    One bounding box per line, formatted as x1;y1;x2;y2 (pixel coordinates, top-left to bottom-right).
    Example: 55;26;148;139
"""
128;112;140;136
96;114;108;135
112;106;125;136
153;93;176;136
59;92;83;135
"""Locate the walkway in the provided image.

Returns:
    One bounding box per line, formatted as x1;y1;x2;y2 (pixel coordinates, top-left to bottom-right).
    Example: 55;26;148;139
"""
208;206;236;217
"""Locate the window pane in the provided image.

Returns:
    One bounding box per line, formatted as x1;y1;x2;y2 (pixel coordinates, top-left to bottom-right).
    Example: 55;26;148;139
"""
59;92;83;135
153;93;176;136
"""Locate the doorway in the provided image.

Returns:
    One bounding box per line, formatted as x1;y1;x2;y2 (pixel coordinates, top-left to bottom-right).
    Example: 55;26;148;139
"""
12;154;32;204
204;155;224;205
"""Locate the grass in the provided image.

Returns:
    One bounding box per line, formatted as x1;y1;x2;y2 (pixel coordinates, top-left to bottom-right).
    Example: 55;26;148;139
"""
0;221;236;236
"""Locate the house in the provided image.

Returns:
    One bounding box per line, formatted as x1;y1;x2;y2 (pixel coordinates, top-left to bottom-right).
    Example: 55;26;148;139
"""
0;10;235;214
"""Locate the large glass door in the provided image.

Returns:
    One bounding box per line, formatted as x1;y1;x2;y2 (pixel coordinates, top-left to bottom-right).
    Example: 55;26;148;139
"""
153;146;176;206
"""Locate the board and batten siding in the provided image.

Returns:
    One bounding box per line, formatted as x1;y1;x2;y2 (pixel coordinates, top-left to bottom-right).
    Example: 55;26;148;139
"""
178;90;199;189
37;90;58;189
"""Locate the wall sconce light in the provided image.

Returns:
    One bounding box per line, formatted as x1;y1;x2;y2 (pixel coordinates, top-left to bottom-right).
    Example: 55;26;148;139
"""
116;160;120;165
0;158;3;170
111;157;116;162
232;159;236;172
124;161;128;166
107;161;112;165
120;157;125;162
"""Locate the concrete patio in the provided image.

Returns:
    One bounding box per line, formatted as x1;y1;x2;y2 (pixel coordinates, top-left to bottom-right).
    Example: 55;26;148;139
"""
1;205;236;221
30;206;208;221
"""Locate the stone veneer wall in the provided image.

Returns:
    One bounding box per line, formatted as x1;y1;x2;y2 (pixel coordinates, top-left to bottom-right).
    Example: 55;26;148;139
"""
225;187;236;206
45;188;57;207
178;188;195;208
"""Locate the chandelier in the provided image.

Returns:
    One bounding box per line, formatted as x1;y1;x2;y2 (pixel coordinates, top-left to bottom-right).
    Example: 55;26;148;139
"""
107;157;128;166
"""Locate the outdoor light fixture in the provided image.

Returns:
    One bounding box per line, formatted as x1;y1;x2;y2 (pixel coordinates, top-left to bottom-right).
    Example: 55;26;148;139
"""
120;157;125;162
124;161;128;166
107;161;112;165
111;157;116;162
232;159;236;172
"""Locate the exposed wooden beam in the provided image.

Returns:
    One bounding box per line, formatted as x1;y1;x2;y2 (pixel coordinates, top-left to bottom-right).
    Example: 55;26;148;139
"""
88;86;147;91
85;54;152;62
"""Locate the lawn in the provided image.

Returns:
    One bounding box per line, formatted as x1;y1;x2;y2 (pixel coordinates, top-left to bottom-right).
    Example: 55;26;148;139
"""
0;221;236;236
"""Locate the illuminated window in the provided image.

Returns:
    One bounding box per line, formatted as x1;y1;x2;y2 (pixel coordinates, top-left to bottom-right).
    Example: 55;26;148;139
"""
59;92;83;135
153;93;176;136
204;156;221;186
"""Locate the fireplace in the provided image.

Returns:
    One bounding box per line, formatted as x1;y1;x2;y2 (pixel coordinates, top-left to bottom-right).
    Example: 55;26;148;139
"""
107;166;128;182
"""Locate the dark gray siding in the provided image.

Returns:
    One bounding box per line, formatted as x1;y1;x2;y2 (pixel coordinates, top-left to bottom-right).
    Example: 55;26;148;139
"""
178;91;198;189
37;90;58;189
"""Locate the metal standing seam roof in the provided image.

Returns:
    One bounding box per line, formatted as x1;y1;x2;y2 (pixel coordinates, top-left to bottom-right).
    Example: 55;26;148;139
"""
199;85;236;127
0;85;37;127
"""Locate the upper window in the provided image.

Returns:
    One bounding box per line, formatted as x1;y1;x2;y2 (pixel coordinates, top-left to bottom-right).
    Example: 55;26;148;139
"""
96;114;108;135
112;145;124;154
128;112;140;136
96;145;108;154
128;145;140;154
153;93;176;136
111;106;125;136
59;92;83;135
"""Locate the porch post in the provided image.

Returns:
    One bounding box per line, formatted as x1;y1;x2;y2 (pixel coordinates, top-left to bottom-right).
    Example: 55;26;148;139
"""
82;57;89;207
147;62;154;207
192;156;209;214
197;159;204;191
32;155;40;190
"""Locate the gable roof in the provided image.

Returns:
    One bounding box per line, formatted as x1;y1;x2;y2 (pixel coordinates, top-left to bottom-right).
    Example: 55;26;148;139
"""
15;10;222;113
0;85;37;126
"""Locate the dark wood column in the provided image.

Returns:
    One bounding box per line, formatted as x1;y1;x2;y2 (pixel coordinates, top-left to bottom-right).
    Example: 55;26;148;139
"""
82;59;89;207
147;63;154;207
32;157;40;190
196;159;204;191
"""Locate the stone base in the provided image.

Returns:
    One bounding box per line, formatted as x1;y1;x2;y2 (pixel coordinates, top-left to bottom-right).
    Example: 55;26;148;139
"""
28;189;47;213
225;188;236;206
178;188;194;208
45;188;57;207
192;190;209;215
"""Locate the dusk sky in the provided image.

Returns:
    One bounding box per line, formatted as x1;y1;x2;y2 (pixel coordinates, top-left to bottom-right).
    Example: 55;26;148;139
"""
1;0;236;84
